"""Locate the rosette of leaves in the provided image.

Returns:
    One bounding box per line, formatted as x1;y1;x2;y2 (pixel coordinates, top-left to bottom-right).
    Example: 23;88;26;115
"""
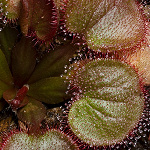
64;0;146;51
67;58;145;147
0;25;78;134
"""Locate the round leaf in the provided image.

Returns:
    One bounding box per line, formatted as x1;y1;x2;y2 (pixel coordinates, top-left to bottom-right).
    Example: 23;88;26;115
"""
68;96;144;146
68;59;145;146
65;0;145;51
1;129;79;149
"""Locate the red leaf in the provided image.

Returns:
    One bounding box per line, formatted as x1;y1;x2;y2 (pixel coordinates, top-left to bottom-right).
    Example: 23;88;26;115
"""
3;85;29;110
19;0;58;42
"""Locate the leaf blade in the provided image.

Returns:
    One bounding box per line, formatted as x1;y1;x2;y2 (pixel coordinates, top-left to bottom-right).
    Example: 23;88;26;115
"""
11;36;36;87
27;77;69;104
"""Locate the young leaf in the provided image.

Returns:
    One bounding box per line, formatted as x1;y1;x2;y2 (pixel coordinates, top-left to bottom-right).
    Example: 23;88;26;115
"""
19;0;58;42
0;49;13;85
11;36;36;87
28;43;79;84
27;77;69;104
3;86;29;110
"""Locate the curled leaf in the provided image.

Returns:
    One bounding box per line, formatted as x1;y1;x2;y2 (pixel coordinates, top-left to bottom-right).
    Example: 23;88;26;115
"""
27;77;69;104
3;86;29;110
19;0;58;42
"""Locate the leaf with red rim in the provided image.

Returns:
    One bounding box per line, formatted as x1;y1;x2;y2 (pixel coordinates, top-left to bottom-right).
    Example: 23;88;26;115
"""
65;0;145;51
1;129;79;149
68;59;145;146
19;0;58;42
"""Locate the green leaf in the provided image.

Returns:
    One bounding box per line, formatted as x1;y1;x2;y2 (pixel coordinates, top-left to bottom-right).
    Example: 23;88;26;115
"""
1;129;79;149
65;0;116;33
65;0;145;51
28;43;79;84
0;25;19;65
68;59;145;146
0;80;13;99
27;77;69;104
0;49;13;85
19;0;58;42
70;59;141;102
11;36;36;87
17;97;46;134
68;96;144;146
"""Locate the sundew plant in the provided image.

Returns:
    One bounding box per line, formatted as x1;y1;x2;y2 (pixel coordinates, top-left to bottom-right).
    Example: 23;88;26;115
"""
0;0;150;149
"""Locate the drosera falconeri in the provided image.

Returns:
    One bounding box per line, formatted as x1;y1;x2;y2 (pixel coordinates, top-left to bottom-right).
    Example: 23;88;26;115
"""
0;0;150;149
